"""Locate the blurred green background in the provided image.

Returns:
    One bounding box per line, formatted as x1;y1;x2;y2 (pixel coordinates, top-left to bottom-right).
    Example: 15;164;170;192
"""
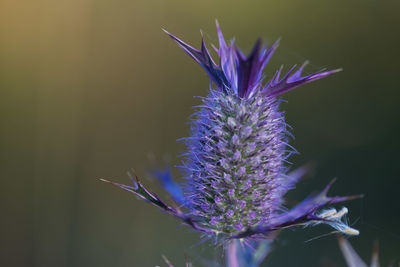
1;0;399;266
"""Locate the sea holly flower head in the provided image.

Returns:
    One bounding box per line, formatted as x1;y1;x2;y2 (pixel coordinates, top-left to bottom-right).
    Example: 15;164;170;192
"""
102;22;361;242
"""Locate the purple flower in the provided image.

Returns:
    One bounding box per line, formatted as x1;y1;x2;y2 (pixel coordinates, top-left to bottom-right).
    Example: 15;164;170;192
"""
102;22;361;241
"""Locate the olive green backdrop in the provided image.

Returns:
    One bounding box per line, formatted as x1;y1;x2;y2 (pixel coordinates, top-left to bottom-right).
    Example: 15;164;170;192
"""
1;0;399;266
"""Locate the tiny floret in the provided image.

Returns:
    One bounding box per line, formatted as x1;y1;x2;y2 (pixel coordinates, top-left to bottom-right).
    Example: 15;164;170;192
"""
102;22;361;242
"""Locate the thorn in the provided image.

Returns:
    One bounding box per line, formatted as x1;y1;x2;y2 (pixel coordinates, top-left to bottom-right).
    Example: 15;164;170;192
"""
162;28;170;35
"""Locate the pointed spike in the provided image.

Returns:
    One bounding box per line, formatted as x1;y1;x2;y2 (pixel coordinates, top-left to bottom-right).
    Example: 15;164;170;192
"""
234;44;246;60
162;255;174;267
322;177;338;195
164;28;227;89
289;60;309;81
370;240;380;267
260;38;280;66
275;65;284;82
309;68;343;80
216;20;227;49
249;39;262;58
265;67;342;97
338;236;368;267
164;29;202;61
280;65;298;81
161;28;169;35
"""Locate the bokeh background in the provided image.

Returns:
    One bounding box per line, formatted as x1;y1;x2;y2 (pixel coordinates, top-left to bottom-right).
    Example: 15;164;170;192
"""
1;0;399;266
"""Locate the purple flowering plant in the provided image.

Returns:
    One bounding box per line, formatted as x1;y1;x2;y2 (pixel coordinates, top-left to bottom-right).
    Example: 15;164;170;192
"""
102;22;361;245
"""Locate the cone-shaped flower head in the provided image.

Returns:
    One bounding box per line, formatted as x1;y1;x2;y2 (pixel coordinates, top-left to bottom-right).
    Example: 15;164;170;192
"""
102;22;361;241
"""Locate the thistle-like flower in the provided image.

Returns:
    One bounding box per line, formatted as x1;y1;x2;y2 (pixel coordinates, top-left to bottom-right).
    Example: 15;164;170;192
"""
102;22;361;242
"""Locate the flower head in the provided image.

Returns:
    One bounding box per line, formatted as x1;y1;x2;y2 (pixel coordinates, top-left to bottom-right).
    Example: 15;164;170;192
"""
102;22;361;241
